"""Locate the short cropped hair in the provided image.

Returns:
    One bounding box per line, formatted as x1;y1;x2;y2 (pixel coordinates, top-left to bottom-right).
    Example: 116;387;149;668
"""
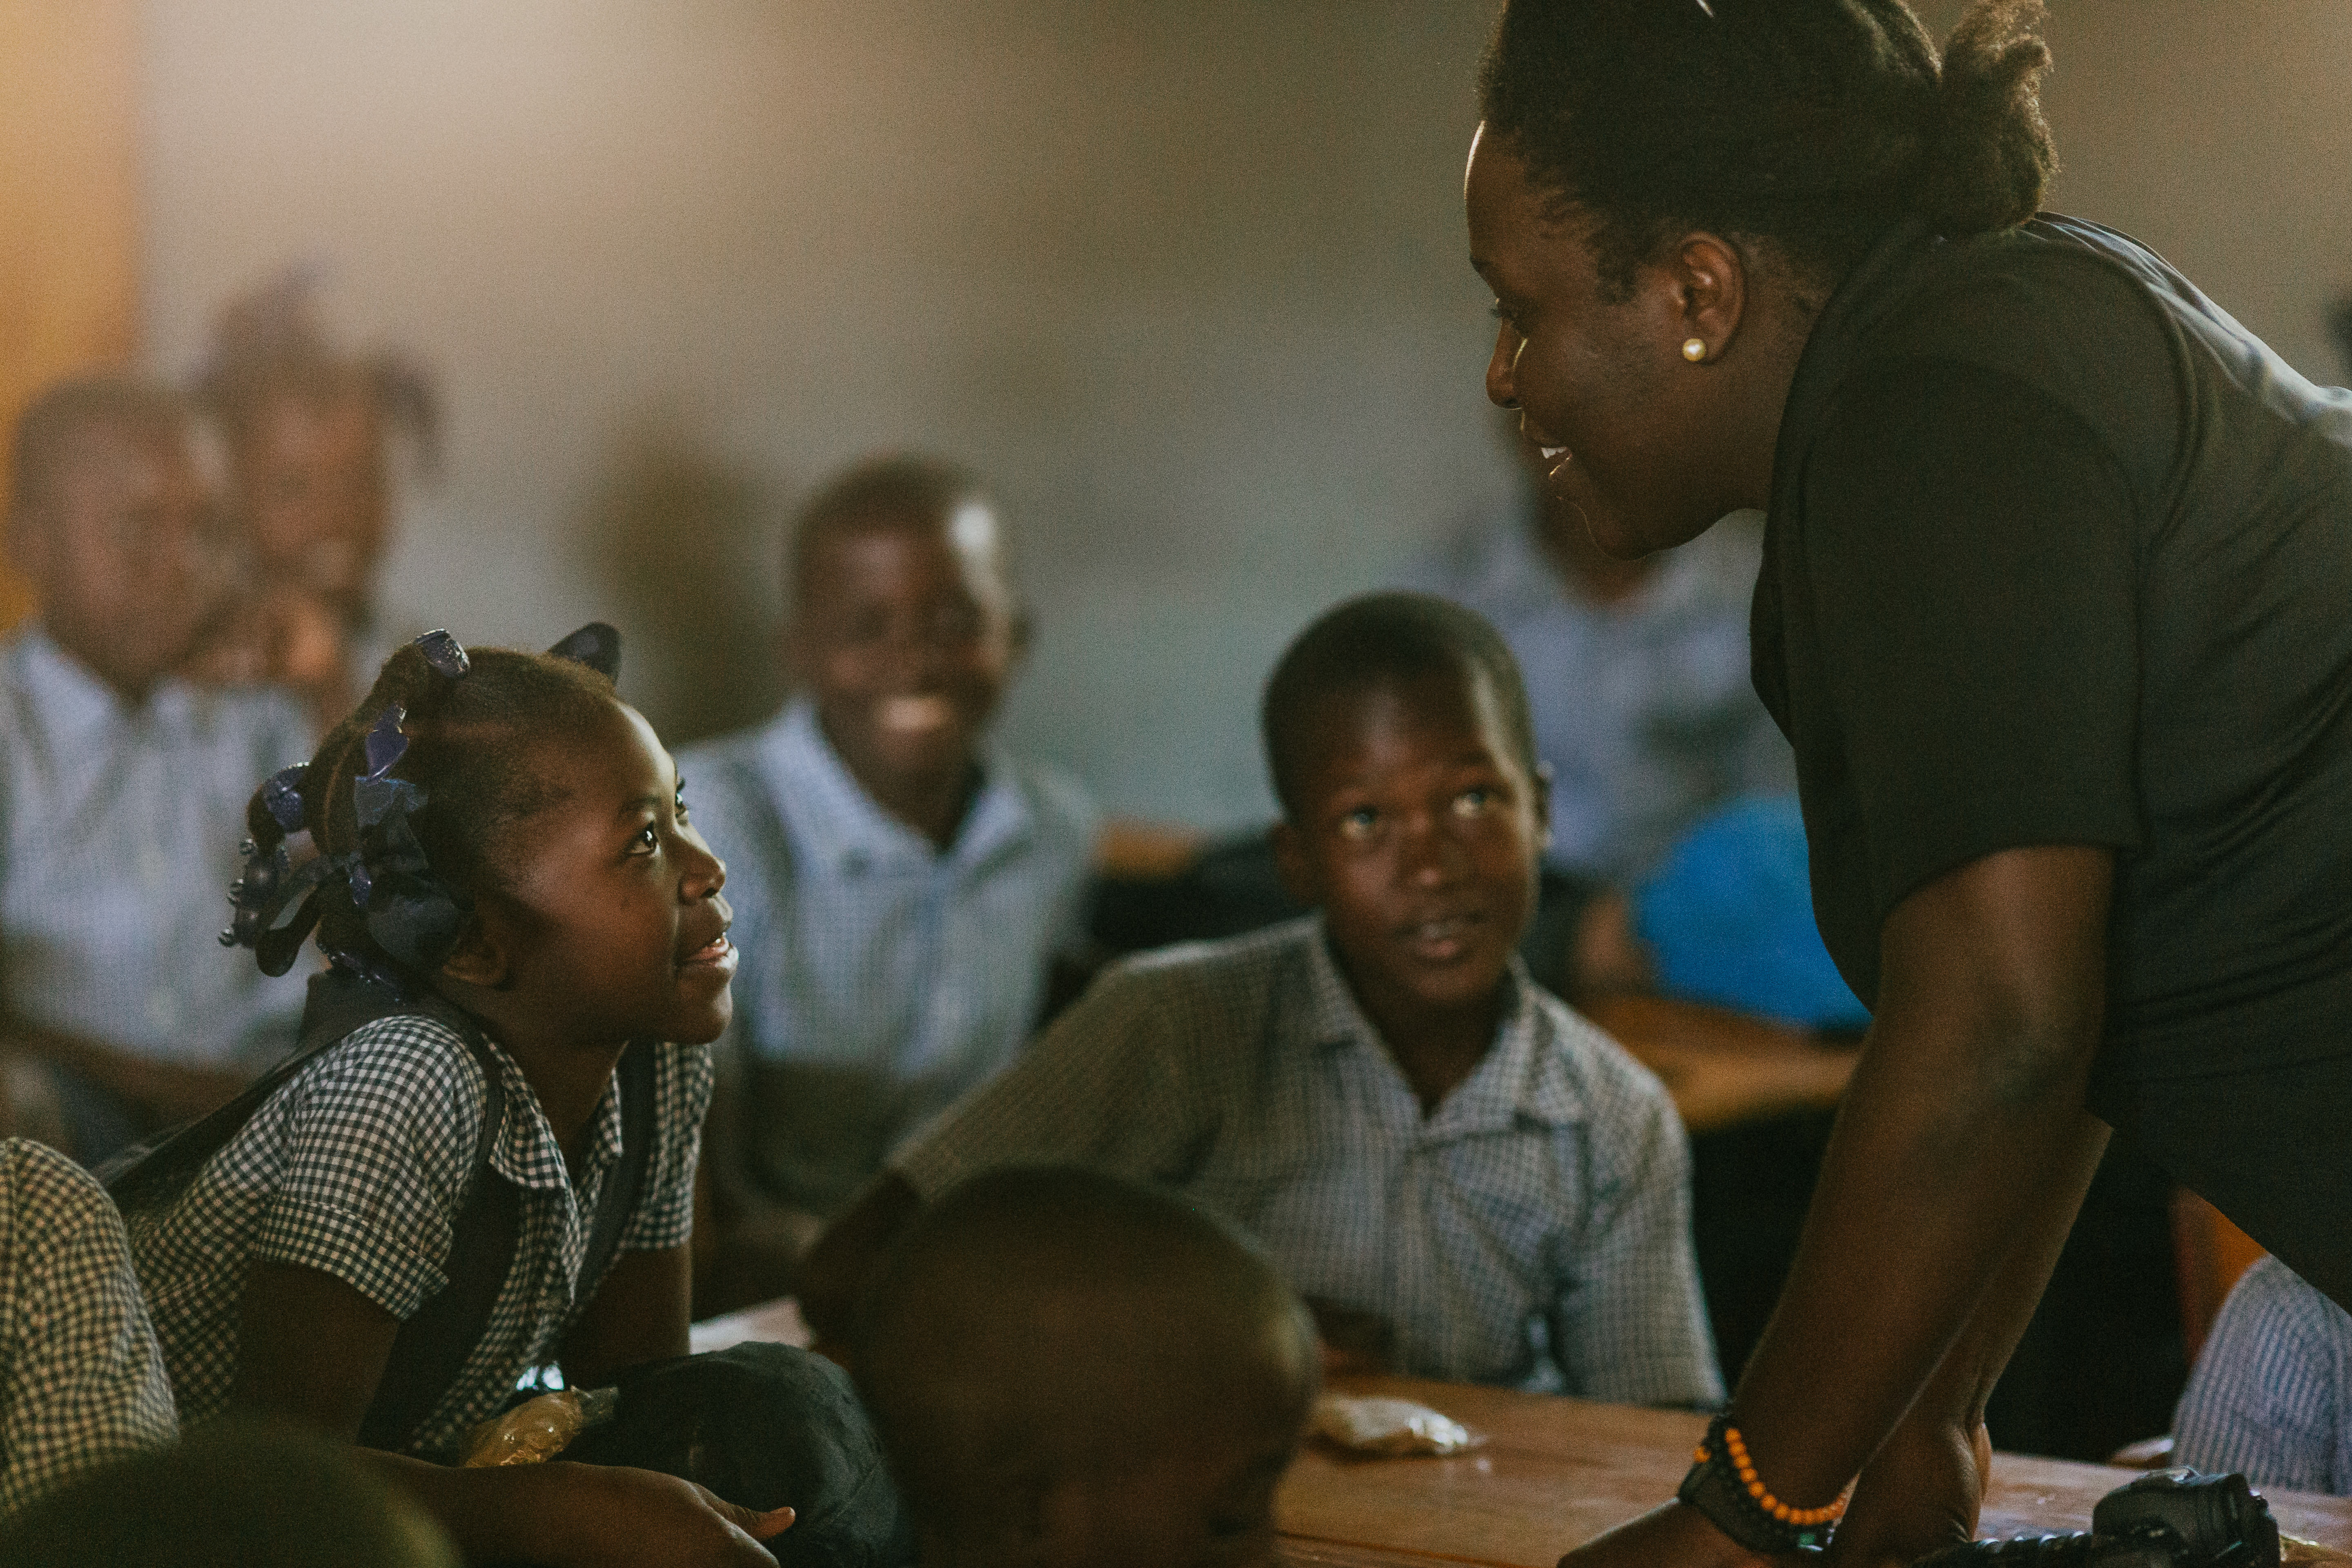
787;453;989;602
853;1165;1314;1534
0;1414;456;1568
8;375;189;525
1259;592;1539;819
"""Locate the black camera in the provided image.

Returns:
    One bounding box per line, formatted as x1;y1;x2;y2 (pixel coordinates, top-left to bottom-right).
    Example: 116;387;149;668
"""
1913;1469;2280;1568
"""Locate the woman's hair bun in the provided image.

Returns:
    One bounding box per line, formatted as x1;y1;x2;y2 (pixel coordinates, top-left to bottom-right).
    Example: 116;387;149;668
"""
1480;0;2058;292
1920;0;2057;236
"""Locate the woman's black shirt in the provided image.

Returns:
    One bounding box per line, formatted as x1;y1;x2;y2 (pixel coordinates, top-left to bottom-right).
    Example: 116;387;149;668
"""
1753;214;2352;1088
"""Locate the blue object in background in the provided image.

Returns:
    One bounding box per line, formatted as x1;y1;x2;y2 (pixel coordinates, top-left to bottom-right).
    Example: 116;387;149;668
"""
1632;794;1871;1033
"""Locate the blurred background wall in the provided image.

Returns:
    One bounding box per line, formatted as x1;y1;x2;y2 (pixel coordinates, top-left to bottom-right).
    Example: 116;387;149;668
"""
77;0;2352;828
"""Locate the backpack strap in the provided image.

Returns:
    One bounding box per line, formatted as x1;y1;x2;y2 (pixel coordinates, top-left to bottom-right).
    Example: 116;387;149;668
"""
361;1036;659;1451
574;1040;660;1318
356;1022;513;1454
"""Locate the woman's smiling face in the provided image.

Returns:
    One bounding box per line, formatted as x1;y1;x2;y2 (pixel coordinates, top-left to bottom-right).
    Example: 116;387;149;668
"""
469;698;737;1051
1465;122;1747;559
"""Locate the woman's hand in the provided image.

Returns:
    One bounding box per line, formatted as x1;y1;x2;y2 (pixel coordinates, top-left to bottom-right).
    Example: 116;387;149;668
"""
512;1462;793;1568
1556;1499;1784;1568
1826;1417;1992;1568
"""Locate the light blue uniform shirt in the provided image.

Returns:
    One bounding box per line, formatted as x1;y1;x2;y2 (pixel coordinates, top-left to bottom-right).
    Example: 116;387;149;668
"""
679;698;1095;1216
1404;506;1793;881
0;628;311;1071
2176;1256;2352;1494
897;916;1722;1405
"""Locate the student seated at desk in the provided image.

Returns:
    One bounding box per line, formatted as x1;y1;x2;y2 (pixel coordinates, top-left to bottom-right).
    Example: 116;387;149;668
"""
128;629;790;1568
807;592;1722;1407
2175;1257;2352;1495
0;1138;176;1519
855;1164;1319;1568
682;455;1094;1250
0;377;311;1160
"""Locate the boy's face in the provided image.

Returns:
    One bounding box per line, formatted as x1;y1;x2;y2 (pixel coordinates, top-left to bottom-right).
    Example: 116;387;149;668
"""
15;419;234;700
1274;667;1546;1027
790;504;1022;802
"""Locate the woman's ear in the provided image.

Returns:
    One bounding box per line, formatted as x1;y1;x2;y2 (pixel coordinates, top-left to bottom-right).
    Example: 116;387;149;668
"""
1657;229;1749;361
437;915;510;990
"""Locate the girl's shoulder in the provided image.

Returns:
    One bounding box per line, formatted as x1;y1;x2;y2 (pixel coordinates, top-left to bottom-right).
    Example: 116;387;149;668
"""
270;1011;496;1144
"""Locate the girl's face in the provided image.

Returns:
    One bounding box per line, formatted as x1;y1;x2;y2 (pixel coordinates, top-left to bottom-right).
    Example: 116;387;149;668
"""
237;386;389;610
472;699;737;1050
1464;122;1733;558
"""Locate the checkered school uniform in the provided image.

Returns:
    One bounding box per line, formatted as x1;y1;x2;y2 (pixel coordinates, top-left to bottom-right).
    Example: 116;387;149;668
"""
0;1139;176;1515
895;916;1724;1407
127;1016;710;1461
0;628;312;1071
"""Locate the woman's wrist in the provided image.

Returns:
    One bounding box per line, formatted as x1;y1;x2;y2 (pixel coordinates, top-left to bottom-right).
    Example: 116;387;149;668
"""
1677;1414;1851;1557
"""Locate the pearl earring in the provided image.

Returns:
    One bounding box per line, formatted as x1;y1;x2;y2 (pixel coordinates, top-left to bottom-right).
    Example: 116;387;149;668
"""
1682;338;1708;363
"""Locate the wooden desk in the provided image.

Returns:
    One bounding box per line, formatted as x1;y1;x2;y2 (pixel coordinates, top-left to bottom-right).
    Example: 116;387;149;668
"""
1278;1376;2352;1567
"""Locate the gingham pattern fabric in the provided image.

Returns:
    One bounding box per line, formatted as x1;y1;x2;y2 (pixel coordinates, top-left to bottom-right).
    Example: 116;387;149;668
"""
679;697;1093;1215
2175;1256;2352;1493
895;916;1723;1406
0;628;312;1067
127;1015;710;1461
0;1138;176;1516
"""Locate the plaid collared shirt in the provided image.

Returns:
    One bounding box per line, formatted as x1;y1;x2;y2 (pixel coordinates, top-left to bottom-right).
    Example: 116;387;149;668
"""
679;697;1094;1216
0;1138;176;1515
127;1016;710;1461
0;628;312;1067
895;916;1723;1406
2176;1256;2352;1494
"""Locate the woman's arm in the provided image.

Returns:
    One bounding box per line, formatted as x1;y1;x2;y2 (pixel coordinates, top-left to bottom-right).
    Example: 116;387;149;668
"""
1562;843;2115;1568
233;1259;788;1566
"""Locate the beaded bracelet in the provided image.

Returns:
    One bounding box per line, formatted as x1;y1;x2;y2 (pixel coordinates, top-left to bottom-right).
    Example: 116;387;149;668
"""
1675;1413;1848;1556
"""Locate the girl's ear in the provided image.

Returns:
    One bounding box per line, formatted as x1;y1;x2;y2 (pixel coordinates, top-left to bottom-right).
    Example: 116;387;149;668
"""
437;915;510;989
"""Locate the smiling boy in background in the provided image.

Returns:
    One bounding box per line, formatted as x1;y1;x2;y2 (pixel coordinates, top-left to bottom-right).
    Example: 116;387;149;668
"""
682;455;1095;1273
806;592;1718;1405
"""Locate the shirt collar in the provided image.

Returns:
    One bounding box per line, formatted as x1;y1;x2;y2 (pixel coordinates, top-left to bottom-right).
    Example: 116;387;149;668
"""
758;696;1034;878
10;624;198;744
1298;917;1586;1135
484;1040;627;1193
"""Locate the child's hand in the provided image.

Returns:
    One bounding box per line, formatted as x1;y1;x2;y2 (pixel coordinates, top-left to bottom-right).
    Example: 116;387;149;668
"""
1305;1296;1396;1376
533;1462;793;1568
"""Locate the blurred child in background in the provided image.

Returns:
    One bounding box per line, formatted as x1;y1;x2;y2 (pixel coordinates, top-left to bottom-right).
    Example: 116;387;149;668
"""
190;268;437;726
807;593;1718;1406
684;455;1094;1281
0;377;310;1158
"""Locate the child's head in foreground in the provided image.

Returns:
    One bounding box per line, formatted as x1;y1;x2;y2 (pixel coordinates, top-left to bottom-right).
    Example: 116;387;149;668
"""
786;454;1026;838
5;375;233;699
1260;592;1549;1027
854;1165;1319;1568
0;1415;456;1568
232;626;734;1051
